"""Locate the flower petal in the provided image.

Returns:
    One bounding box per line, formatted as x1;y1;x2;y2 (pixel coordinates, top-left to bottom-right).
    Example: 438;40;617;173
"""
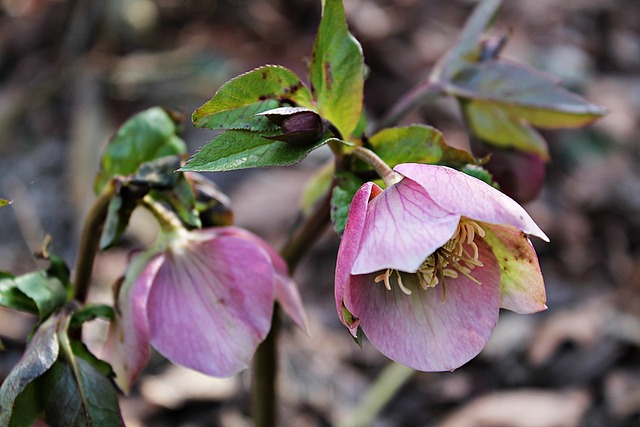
335;182;381;329
147;234;275;377
394;163;549;241
215;227;308;333
102;253;164;393
482;223;547;313
345;239;501;371
351;178;460;274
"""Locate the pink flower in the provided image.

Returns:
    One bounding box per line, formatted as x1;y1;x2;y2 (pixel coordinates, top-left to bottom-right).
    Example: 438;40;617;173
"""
103;226;307;392
335;163;548;372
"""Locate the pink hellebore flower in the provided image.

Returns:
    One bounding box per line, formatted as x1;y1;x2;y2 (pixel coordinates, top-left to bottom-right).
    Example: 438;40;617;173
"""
103;226;307;392
335;163;549;372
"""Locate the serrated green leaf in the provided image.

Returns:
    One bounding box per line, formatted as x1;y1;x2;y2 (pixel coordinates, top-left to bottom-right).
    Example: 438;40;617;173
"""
310;0;364;138
369;125;477;169
95;107;187;194
193;66;314;131
14;272;67;320
331;171;365;236
0;316;59;427
40;356;123;426
462;100;549;157
182;130;328;172
432;0;502;81
449;61;606;128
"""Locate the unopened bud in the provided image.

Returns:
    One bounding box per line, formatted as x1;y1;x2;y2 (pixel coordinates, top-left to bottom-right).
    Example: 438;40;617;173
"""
257;107;325;145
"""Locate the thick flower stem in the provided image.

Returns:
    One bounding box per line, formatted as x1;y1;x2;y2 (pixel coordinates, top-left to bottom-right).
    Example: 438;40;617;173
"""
252;187;332;427
252;306;280;427
71;184;114;305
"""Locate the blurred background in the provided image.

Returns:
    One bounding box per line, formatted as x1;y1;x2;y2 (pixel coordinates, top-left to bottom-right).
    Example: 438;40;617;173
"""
1;0;640;425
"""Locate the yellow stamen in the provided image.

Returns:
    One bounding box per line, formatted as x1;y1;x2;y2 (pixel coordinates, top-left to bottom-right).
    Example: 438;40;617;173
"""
374;218;486;295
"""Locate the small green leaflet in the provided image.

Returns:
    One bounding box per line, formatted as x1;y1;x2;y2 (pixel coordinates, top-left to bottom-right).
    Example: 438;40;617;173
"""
182;130;329;172
310;0;364;138
192;65;314;131
462;100;549;158
368;125;477;169
331;171;365;236
95;107;187;194
0;271;67;320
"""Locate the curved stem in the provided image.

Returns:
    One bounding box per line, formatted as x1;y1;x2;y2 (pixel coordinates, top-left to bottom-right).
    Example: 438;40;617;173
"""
71;184;114;304
351;146;402;187
252;186;333;427
373;79;444;134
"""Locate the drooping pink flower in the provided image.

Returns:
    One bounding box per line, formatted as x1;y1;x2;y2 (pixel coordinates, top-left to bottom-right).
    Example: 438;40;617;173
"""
103;226;307;392
335;163;548;372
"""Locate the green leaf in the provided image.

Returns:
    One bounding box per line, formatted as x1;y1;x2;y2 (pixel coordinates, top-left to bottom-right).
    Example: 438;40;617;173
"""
0;199;12;208
40;356;123;426
95;107;187;194
0;316;59;427
331;171;365;236
462;100;549;157
192;66;314;131
461;164;498;188
152;176;202;229
432;0;502;81
70;341;115;378
13;272;67;320
70;304;115;328
99;193;138;250
449;61;606;128
0;273;38;314
310;0;364;138
182;130;328;172
369;125;477;169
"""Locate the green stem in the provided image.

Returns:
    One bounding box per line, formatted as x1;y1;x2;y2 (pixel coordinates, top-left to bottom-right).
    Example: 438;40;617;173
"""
351;146;402;187
71;184;114;305
373;79;444;133
338;363;416;427
252;187;333;427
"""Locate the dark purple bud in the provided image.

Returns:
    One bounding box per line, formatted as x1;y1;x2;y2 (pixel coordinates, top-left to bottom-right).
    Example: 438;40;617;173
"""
257;107;325;145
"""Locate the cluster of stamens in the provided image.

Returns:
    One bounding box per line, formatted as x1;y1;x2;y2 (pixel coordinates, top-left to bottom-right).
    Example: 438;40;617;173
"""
374;218;486;295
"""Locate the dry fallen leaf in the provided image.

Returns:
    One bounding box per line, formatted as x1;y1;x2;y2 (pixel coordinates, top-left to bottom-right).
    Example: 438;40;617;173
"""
436;389;591;427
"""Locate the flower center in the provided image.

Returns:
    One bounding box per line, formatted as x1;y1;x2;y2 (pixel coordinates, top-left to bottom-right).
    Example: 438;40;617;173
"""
374;218;486;295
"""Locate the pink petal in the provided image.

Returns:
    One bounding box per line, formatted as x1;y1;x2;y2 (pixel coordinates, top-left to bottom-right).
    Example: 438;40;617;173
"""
215;227;308;332
483;223;547;313
351;177;461;274
335;182;381;329
102;253;164;393
394;163;549;241
345;238;501;371
147;234;275;377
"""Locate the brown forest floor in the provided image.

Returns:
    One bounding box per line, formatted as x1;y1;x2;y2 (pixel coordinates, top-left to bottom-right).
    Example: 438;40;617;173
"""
1;0;640;426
